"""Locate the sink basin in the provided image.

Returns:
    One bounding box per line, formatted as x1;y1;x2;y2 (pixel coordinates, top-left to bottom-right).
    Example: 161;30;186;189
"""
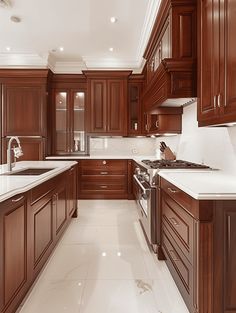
1;168;55;176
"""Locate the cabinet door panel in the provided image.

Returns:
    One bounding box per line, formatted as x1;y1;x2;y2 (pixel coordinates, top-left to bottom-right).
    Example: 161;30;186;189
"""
89;80;107;132
107;80;127;135
198;0;220;122
55;185;67;235
2;85;46;136
221;0;236;117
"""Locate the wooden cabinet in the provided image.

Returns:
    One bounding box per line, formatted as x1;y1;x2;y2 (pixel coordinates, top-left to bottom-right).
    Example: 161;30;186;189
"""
52;89;87;155
0;164;78;313
78;159;128;199
198;0;236;126
0;194;30;313
144;107;183;135
128;76;144;136
84;71;131;136
142;0;197;110
160;178;236;313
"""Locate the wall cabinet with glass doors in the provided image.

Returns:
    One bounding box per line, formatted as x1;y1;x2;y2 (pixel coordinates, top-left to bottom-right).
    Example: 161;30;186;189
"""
53;89;87;155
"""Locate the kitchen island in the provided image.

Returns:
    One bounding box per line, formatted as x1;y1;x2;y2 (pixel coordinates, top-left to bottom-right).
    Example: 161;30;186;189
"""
0;161;78;313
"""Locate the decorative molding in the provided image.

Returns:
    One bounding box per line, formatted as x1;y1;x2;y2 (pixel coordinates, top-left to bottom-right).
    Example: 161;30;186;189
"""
52;61;87;74
0;53;48;68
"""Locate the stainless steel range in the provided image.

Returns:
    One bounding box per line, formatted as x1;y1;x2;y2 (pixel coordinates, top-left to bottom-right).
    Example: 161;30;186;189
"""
133;159;210;255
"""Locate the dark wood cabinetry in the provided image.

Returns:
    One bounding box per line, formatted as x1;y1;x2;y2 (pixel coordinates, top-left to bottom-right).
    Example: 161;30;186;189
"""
84;71;131;136
160;178;236;313
128;75;144;136
142;0;197;110
0;165;78;313
198;0;236;126
0;194;29;313
144;107;183;135
78;159;128;199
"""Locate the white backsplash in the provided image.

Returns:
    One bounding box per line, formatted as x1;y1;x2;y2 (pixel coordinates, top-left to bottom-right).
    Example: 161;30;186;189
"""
175;102;236;173
89;102;236;173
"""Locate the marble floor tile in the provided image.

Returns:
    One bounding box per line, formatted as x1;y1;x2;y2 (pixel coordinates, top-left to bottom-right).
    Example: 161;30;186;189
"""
18;280;85;313
87;244;150;279
80;279;160;313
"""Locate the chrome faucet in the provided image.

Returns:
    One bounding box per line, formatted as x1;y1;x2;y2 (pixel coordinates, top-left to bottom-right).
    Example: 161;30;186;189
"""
7;136;23;171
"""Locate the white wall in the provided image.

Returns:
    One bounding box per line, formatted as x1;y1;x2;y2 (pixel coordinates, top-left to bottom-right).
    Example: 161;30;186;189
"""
174;102;236;173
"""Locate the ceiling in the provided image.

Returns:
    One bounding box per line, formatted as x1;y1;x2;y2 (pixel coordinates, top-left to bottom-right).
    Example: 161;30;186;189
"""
0;0;161;73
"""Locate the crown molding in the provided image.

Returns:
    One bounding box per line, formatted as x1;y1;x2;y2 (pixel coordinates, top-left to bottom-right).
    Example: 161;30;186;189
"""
0;53;48;68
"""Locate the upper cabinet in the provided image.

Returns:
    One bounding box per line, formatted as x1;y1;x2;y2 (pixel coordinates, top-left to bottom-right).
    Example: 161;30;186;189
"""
50;74;87;155
0;69;49;137
142;0;197;111
198;0;236;126
128;75;144;136
84;71;131;136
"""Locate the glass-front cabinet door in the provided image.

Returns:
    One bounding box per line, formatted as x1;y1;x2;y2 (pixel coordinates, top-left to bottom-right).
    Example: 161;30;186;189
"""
54;89;87;155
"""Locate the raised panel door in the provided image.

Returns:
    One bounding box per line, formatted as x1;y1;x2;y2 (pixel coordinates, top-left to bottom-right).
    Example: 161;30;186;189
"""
89;80;107;133
2;85;46;136
0;195;28;312
198;0;220;123
107;79;127;135
55;184;67;236
220;0;236;119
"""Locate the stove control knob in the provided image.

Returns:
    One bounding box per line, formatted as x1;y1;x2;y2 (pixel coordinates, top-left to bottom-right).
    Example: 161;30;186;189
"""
143;174;150;182
135;167;141;175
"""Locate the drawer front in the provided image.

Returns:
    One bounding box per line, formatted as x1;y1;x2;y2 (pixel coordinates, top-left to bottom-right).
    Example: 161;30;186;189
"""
81;182;126;192
80;159;127;169
81;168;126;176
162;227;194;311
162;192;194;264
161;178;194;216
80;175;126;184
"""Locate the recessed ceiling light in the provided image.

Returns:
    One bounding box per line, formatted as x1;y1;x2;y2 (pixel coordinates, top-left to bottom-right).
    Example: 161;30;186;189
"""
10;15;21;23
6;46;11;51
59;47;64;52
110;16;117;23
0;0;11;8
109;47;114;52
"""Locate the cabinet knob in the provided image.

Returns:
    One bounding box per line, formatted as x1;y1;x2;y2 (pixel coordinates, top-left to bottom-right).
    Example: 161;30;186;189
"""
100;171;108;175
167;187;178;194
100;185;108;189
102;160;107;165
169;217;179;226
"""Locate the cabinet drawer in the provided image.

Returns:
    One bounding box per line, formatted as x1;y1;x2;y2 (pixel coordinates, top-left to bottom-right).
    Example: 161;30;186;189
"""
161;178;195;217
81;168;126;176
162;227;193;310
81;182;126;192
80;159;127;169
162;192;194;264
81;175;126;184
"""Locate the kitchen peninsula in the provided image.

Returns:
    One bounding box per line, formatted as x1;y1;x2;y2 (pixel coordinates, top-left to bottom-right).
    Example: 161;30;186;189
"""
0;161;77;313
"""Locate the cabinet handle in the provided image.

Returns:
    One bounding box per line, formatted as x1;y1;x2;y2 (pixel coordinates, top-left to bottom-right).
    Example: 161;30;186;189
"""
167;187;178;194
100;185;108;189
218;94;221;107
169;217;179;226
214;96;217;108
169;249;179;262
102;160;107;165
12;196;24;203
100;171;108;175
155;121;159;128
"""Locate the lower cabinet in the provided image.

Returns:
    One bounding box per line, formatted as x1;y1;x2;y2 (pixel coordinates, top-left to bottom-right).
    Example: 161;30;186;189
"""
78;159;128;199
160;178;236;313
0;165;78;313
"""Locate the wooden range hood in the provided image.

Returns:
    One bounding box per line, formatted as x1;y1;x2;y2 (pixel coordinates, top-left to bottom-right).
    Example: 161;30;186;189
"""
142;0;197;111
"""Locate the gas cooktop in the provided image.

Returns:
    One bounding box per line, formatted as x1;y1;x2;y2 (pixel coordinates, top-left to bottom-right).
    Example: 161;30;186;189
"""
141;159;210;169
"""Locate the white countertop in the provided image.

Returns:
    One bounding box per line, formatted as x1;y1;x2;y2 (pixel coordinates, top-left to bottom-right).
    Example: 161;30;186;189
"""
46;155;156;161
0;161;77;203
159;170;236;200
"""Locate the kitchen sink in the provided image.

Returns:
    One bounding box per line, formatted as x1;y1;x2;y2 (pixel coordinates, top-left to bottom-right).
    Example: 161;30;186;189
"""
1;168;55;176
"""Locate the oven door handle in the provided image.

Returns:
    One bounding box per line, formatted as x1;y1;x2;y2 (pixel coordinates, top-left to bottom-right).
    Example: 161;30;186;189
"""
133;175;150;193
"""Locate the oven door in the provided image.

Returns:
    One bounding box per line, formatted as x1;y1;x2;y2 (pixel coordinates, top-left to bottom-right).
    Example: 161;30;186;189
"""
133;174;152;242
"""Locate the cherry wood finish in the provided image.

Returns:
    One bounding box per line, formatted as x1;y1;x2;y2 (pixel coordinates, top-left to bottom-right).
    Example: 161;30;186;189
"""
1;137;45;163
0;194;30;313
142;0;197;109
198;0;236;126
78;159;128;199
144;106;183;135
128;75;144;136
0;165;78;313
160;177;236;313
84;71;131;136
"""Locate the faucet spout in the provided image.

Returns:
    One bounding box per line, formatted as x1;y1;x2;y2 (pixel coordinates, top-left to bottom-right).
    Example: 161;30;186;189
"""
7;136;23;172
